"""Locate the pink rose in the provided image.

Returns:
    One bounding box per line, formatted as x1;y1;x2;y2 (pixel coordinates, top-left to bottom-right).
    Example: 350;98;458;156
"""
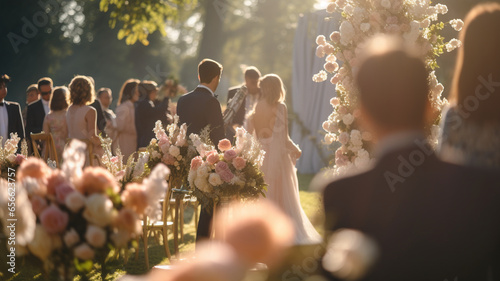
46;169;67;195
215;161;230;174
15;154;26;165
162;153;176;165
232;157;246;171
78;167;119;195
224;149;237;162
121;183;148;215
31;195;48;215
219;170;235;183
218;139;232;152
74;243;95;260
190;156;203;171
17;157;51;183
85;225;107;248
40;205;69;234
55;183;75;204
206;150;220;165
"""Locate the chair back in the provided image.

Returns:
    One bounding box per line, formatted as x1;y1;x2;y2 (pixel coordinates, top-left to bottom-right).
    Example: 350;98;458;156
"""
66;138;94;166
31;132;59;167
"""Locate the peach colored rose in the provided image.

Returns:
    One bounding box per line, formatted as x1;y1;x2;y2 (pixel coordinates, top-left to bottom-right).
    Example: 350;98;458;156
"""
55;183;75;204
217;139;232;152
65;191;86;213
74;243;95;260
223;150;237;162
17;157;51;183
83;193;114;227
206;150;220;165
232;157;246;171
121;183;148;215
46;169;67;195
64;228;80;248
190;156;203;171
31;195;48;215
40;205;69;234
78;167;118;195
113;208;141;235
85;225;107;248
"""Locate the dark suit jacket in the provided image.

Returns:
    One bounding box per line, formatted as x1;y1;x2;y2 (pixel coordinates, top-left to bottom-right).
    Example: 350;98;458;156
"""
4;101;25;140
226;86;246;126
26;99;45;140
135;98;169;149
90;100;106;136
323;143;500;281
177;86;225;146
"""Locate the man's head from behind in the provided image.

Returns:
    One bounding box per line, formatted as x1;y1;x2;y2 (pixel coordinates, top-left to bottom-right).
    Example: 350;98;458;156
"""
356;36;429;138
198;59;223;92
244;66;261;94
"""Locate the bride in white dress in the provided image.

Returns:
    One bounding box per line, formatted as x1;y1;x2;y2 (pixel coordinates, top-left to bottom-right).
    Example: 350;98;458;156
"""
247;74;322;245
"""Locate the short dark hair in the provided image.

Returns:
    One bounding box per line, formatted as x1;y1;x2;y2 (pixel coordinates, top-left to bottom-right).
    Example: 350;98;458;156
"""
198;59;223;84
37;77;53;90
0;74;11;85
49;86;69;111
244;66;261;80
356;49;428;129
97;87;111;98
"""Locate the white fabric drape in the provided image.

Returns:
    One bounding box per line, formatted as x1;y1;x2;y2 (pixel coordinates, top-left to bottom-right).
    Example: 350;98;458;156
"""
290;11;339;174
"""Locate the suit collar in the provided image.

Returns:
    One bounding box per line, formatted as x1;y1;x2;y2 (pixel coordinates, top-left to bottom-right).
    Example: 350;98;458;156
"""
196;85;217;98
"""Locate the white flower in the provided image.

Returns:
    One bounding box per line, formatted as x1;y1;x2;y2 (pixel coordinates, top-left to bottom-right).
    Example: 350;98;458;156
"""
208;173;223;186
344;4;354;15
322;121;332;132
316;35;327;46
330;74;342;85
450;19;464;31
142;164;170;223
83;194;114;227
151;150;161;160
325;134;335;145
446;39;462;52
65;191;86;213
360;23;371;32
350;130;363;146
436;4;448;14
432;83;444;99
420;18;431;29
324;62;340;73
313;70;328;82
339;21;355;46
326;54;337;63
339;132;350;145
168;145;180;157
316;45;326;58
381;0;391;9
342;113;354;126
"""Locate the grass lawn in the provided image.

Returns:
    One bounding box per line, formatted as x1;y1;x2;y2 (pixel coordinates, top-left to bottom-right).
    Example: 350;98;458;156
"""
2;173;324;281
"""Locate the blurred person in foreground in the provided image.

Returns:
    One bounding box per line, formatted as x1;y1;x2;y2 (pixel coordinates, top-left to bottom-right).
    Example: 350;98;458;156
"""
322;35;500;281
439;3;500;169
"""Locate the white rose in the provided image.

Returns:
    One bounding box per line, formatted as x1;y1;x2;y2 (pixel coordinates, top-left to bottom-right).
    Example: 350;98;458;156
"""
339;132;350;145
64;228;80;248
342;113;355;126
83;194;114;227
350;130;363;146
74;243;95;260
208;173;223;186
85;225;107;248
339;21;355;45
65;191;86;213
168;145;180;157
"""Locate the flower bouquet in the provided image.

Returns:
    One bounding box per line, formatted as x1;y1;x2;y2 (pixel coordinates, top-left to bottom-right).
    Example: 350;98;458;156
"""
0;133;27;177
0;140;169;280
314;0;462;175
188;127;267;209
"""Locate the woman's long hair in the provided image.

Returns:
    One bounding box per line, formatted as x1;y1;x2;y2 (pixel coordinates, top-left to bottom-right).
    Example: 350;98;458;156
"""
117;78;140;105
259;74;285;105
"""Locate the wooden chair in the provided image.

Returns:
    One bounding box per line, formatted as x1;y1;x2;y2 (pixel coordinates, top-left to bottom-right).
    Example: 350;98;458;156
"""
141;185;175;269
31;132;59;168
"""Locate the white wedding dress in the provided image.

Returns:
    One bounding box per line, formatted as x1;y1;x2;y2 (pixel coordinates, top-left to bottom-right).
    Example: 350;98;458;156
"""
248;103;322;245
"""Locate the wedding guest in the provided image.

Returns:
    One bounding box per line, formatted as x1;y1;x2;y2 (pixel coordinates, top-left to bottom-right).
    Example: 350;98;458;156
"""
439;3;500;169
26;77;52;143
66;75;103;161
87;76;106;136
97;87;115;120
322;36;500;281
42;86;69;162
177;59;225;244
109;78;139;160
135;80;168;149
23;84;39;126
0;74;25;145
226;66;261;141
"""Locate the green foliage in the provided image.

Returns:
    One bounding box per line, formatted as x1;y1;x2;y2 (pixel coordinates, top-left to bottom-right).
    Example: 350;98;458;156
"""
99;0;197;45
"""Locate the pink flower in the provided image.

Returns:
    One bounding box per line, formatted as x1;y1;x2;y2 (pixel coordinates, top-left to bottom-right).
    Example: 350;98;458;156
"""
232;157;246;171
223;149;237;162
65;191;86;213
330;98;340;106
31;196;48;215
74;243;95;260
15;154;26;165
85;225;107;248
78;167;118;195
190;156;203;171
46;169;67;195
17;157;51;183
215;161;230;174
158;135;170;146
121;183;148;215
162;153;176;165
219;170;235;183
40;205;69;234
206;150;220;165
330;31;341;43
110;156;119;164
218;139;232;152
55;183;75;204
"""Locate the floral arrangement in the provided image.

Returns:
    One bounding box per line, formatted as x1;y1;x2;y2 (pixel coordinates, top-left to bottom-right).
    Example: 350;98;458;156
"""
0;140;169;279
145;116;197;187
0;133;28;177
188;127;267;209
314;0;462;175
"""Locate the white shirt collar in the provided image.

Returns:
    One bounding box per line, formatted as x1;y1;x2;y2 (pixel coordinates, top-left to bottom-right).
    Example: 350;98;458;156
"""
41;99;49;106
197;85;215;97
374;130;425;159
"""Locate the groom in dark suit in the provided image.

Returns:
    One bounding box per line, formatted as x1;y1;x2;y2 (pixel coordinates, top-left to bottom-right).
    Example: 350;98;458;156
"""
0;75;25;143
322;37;500;281
177;59;225;242
26;77;52;143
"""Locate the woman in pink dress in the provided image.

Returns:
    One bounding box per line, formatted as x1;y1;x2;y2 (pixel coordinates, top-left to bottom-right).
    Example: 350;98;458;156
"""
109;79;140;160
247;74;322;245
42;86;69;162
